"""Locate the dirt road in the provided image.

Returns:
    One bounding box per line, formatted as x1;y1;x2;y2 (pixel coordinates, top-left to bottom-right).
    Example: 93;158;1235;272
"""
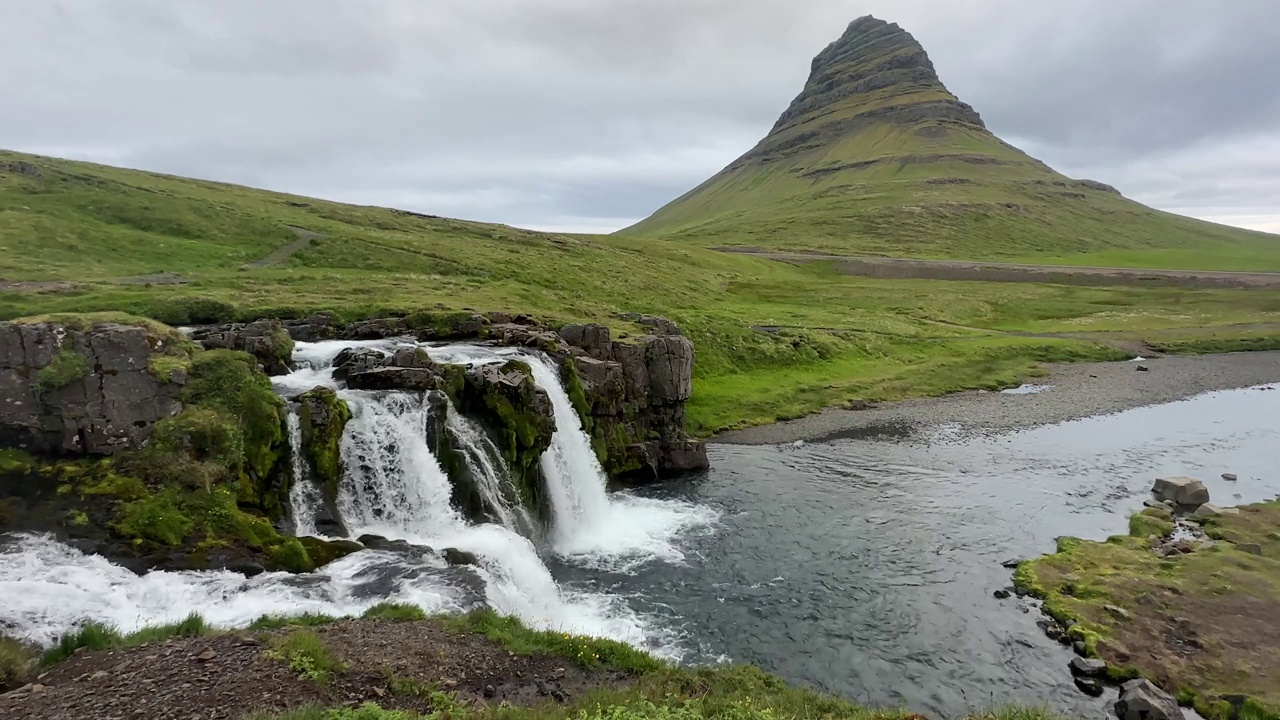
715;248;1280;289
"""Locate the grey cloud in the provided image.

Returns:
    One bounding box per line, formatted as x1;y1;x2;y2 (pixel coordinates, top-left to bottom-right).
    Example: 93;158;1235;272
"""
1;0;1277;232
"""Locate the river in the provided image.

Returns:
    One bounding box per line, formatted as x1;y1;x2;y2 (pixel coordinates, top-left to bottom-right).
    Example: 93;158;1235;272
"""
2;341;1276;718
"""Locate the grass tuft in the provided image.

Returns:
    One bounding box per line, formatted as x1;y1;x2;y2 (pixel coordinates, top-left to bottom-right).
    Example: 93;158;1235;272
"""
266;629;345;685
362;603;428;622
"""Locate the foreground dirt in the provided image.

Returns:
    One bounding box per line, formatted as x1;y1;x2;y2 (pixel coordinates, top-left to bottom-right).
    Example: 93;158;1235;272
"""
716;351;1280;445
0;619;627;720
716;249;1280;289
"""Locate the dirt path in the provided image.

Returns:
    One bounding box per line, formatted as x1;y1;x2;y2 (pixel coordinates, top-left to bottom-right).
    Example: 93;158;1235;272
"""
715;248;1280;289
0;618;626;720
242;226;325;270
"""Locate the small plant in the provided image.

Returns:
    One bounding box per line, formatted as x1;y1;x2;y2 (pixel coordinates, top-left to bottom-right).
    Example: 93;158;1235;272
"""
35;348;88;398
249;613;340;631
0;636;37;692
267;630;345;685
361;603;427;622
40;623;124;666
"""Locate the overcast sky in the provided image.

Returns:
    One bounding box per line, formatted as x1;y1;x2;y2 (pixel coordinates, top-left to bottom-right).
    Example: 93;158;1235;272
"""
3;0;1279;235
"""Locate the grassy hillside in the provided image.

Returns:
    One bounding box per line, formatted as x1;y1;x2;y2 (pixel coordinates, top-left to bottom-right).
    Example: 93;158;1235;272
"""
4;148;1280;434
622;18;1280;271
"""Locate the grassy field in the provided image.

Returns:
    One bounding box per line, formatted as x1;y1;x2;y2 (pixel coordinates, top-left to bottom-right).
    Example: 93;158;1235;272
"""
4;149;1280;434
1016;503;1280;720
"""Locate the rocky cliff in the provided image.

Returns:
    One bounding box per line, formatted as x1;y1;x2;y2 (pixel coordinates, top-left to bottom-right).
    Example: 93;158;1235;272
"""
0;316;360;576
559;318;709;480
0;320;187;456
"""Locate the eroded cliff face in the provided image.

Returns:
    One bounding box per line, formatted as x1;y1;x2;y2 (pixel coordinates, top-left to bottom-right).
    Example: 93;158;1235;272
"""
0;321;185;456
559;319;709;482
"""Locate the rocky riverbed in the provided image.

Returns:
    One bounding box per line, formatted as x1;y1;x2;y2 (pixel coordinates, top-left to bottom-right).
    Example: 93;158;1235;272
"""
717;351;1280;445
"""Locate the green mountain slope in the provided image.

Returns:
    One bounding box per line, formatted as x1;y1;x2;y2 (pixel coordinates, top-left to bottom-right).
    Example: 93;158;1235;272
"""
3;145;1280;434
623;16;1280;270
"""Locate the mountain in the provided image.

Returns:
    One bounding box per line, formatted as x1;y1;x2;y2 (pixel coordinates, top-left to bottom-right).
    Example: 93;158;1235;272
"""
623;16;1278;268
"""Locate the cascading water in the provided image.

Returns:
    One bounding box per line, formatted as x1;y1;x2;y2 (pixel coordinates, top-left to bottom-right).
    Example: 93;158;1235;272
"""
444;401;537;538
0;337;715;657
285;408;322;537
518;352;719;569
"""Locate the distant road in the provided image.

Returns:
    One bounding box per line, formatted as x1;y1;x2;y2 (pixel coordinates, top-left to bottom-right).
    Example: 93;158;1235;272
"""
714;249;1280;289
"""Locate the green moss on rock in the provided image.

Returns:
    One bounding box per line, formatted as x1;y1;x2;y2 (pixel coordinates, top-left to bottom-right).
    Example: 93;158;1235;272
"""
35;348;88;397
181;350;289;517
298;387;351;507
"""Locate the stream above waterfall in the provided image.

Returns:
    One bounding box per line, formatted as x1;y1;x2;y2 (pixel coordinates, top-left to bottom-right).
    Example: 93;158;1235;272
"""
1;335;1276;718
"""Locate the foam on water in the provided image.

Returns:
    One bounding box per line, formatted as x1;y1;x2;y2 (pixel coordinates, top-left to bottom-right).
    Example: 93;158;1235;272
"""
0;534;464;647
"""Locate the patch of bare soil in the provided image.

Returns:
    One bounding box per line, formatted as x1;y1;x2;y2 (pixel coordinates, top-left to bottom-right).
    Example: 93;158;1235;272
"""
0;619;631;720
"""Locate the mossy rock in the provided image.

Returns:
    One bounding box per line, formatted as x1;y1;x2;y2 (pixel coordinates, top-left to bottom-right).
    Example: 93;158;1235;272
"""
180;350;289;518
449;361;555;516
298;386;352;512
298;537;364;569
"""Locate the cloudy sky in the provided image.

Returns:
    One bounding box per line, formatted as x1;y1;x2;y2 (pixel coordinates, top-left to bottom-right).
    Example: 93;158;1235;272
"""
3;0;1279;234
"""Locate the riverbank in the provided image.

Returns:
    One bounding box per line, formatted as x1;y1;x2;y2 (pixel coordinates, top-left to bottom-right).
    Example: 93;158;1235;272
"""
715;351;1280;445
1014;500;1280;720
0;608;1060;720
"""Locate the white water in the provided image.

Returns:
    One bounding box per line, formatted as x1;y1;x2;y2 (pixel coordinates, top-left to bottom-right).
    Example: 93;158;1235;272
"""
285;409;322;537
520;353;719;570
445;400;536;538
0;533;466;647
0;338;715;656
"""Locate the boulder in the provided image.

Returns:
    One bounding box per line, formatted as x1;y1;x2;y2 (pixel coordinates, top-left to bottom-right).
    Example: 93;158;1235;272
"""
1190;503;1239;519
1152;477;1210;509
297;387;352;536
1238;543;1263;556
331;348;387;381
195;319;294;375
1115;679;1184;720
619;313;683;336
662;439;710;473
1069;657;1107;677
1222;473;1238;482
343;318;406;340
346;367;442;391
443;547;479;566
0;321;184;456
284;312;339;342
1074;677;1105;697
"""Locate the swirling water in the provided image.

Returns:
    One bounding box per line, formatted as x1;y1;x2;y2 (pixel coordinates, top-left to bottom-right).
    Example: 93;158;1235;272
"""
562;383;1280;717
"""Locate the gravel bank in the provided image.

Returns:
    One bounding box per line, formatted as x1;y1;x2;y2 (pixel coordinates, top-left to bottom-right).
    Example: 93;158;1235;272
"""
715;351;1280;445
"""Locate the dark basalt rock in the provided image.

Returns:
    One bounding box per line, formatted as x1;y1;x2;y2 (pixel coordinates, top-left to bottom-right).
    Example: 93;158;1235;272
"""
0;321;184;456
193;319;295;375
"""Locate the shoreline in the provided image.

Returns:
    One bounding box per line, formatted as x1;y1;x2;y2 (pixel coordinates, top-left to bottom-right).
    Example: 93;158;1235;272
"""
713;350;1280;445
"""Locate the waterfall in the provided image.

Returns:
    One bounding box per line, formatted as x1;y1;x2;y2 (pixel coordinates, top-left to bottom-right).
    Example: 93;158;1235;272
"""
444;401;537;538
518;354;611;545
337;391;463;538
286;408;322;537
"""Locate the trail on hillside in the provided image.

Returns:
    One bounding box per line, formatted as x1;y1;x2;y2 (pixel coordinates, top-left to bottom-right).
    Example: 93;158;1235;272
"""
716;248;1280;289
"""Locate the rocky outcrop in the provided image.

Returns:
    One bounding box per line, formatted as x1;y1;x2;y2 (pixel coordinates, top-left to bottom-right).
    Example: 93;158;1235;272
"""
1152;477;1211;509
297;387;352;536
559;320;708;482
191;319;295;375
454;361;557;513
1115;679;1184;720
0;321;184;456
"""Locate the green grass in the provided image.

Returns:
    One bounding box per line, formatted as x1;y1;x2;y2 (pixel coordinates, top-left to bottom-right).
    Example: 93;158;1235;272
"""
40;613;213;666
266;629;346;685
248;613;342;631
361;602;429;622
5;149;1280;434
1016;501;1280;719
0;636;37;691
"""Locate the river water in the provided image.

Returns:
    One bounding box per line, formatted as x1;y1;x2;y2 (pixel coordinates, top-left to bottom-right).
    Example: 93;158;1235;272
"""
2;343;1276;718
